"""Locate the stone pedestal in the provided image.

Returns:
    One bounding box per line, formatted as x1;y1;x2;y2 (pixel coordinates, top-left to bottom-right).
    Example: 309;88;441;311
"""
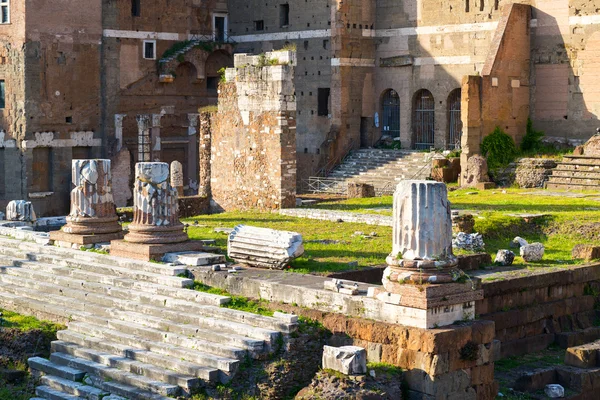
111;162;206;261
371;180;483;328
50;159;124;248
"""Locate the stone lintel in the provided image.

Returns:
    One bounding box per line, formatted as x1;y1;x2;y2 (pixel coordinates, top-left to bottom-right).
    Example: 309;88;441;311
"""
110;239;211;262
50;230;125;246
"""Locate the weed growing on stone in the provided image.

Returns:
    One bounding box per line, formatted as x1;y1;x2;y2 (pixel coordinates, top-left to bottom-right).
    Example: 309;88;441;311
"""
192;281;274;316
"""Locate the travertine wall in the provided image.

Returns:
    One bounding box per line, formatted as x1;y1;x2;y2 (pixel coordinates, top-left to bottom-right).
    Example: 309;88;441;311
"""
228;0;600;183
210;52;296;211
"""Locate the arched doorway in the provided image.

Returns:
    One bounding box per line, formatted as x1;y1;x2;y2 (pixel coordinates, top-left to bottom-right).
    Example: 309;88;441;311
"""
447;89;462;149
413;89;435;150
205;50;233;94
381;89;400;138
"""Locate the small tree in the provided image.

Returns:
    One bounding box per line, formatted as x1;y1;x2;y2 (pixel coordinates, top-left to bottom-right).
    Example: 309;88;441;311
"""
481;127;518;170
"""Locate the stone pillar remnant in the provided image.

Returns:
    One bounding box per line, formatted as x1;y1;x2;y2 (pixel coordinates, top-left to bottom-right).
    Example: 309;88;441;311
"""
110;162;208;261
369;180;483;329
62;160;122;235
170;161;184;197
198;112;212;198
50;160;124;248
6;200;36;222
384;180;456;286
125;162;188;244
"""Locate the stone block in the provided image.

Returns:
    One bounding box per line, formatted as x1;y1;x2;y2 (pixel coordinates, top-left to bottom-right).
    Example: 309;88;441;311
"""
273;311;298;324
347;182;375;198
565;340;600;368
520;243;544;262
110;240;209;262
544;384;564;398
494;250;515;266
162;251;225;266
6;200;36;222
475;182;496;190
572;244;600;261
228;225;304;269
49;231;125;247
322;345;367;375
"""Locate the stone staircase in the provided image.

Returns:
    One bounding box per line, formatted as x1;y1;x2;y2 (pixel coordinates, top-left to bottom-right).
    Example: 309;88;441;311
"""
0;236;295;399
546;155;600;191
326;149;433;195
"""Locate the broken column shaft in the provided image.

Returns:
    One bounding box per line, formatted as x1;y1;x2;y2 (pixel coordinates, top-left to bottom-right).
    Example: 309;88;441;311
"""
125;162;188;244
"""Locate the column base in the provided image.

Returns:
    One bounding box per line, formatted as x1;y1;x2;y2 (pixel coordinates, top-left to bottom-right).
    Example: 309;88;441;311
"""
49;230;125;249
110;239;212;261
368;283;484;328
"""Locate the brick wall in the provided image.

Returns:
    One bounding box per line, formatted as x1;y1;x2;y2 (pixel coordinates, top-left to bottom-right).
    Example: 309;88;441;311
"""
209;52;297;211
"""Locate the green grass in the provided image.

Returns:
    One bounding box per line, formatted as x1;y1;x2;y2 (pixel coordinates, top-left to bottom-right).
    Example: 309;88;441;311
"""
193;281;274;316
184;212;391;274
309;188;600;269
0;309;64;335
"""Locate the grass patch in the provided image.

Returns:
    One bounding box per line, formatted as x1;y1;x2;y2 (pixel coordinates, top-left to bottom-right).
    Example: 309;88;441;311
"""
0;309;64;335
309;188;600;269
193;282;273;316
184;211;391;274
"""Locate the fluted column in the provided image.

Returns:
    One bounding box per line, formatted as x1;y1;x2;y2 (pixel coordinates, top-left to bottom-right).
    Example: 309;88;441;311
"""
6;200;36;222
383;180;457;290
125;162;188;244
62;159;121;235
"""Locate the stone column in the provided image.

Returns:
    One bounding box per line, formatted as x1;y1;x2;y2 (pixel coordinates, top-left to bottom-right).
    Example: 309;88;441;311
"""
383;180;457;291
136;115;151;162
124;162;188;244
114;114;126;153
62;159;122;235
198;112;212;197
151;114;162;161
170;160;184;197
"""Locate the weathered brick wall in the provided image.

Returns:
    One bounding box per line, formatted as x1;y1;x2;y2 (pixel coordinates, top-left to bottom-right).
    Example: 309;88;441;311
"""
210;53;296;211
476;263;600;359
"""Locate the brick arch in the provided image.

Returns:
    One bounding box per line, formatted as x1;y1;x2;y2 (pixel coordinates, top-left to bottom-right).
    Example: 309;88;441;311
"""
205;50;233;78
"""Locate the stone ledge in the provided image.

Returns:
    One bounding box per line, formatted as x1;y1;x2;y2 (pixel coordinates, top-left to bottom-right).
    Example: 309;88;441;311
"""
189;266;484;328
110;239;212;262
49;231;125;247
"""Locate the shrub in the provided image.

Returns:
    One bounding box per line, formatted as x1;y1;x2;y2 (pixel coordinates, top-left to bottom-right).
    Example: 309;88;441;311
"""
481;126;517;170
520;118;544;152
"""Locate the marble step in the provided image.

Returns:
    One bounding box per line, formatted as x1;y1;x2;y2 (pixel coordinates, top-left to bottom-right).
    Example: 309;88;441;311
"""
35;386;85;400
0;280;278;347
0;247;193;287
50;352;181;397
63;322;240;375
0;260;229;306
28;357;86;381
56;330;219;382
50;341;200;391
39;375;109;400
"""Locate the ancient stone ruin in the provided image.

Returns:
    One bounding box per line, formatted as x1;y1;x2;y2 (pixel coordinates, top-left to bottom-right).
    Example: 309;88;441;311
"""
372;180;483;328
110;162;206;261
50;159;124;248
228;225;304;269
6;200;36;223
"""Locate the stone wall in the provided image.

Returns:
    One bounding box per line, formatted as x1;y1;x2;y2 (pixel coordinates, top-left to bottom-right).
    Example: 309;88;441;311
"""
210;52;297;211
461;4;531;180
476;263;600;358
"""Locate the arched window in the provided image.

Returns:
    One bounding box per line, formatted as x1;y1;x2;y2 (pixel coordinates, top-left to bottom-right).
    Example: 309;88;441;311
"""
447;89;462;149
381;89;400;138
413;89;435;149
